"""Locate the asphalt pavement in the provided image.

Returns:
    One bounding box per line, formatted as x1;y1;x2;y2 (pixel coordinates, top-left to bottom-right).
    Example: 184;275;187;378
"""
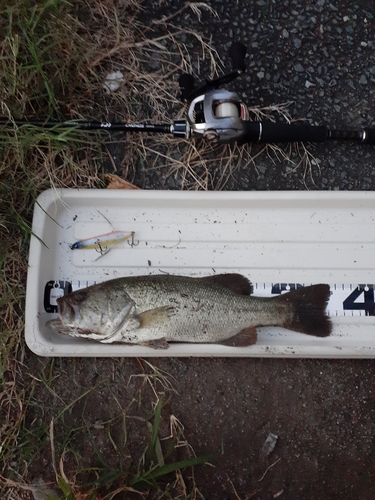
136;0;374;190
134;2;375;498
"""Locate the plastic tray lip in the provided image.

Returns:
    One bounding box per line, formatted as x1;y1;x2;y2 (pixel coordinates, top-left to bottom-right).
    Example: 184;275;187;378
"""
35;187;375;202
25;188;375;358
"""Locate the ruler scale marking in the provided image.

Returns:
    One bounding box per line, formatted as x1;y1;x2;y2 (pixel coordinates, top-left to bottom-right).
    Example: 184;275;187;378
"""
43;280;375;317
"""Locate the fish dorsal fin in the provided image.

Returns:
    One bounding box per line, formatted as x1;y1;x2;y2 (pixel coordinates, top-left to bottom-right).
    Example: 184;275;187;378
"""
138;306;175;328
200;273;253;295
218;326;257;347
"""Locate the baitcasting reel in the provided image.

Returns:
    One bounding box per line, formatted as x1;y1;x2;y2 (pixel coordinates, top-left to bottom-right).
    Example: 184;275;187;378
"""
177;42;249;143
185;89;249;143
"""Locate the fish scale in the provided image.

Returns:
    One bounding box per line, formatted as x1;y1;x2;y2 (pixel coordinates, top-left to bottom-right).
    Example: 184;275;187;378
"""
114;275;286;343
46;274;332;348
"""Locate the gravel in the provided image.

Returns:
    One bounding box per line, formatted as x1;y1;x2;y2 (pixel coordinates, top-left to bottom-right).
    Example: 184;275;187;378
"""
26;2;374;499
130;0;374;192
130;2;375;497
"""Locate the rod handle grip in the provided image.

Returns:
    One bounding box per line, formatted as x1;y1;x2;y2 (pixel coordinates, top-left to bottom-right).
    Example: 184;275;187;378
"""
363;128;375;145
240;121;328;144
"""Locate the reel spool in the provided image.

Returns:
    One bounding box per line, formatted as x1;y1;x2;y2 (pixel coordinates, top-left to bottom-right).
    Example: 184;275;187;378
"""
187;89;249;143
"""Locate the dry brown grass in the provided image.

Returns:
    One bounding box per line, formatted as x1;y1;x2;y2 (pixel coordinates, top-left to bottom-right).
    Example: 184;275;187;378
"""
0;1;220;498
0;2;314;497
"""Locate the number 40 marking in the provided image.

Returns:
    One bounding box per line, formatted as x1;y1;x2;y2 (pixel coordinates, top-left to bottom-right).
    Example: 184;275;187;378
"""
271;282;375;317
343;285;375;316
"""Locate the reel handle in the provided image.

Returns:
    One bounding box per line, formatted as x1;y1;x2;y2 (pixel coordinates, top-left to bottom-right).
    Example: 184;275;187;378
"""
229;42;247;72
178;73;195;101
178;41;247;102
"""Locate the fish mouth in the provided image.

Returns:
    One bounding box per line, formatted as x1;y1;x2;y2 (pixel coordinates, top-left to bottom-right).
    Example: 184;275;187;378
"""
46;300;84;335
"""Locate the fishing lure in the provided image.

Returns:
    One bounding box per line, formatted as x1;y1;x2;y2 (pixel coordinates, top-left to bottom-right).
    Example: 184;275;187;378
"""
69;230;136;254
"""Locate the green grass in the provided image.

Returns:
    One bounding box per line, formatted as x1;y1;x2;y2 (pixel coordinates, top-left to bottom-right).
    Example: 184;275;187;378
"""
0;1;223;498
0;3;310;497
2;358;212;499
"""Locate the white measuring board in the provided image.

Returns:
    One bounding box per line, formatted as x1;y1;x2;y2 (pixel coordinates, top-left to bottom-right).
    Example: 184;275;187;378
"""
25;188;375;358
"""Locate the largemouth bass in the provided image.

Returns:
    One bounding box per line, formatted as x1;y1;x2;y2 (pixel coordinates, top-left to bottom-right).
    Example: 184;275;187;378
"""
46;274;332;349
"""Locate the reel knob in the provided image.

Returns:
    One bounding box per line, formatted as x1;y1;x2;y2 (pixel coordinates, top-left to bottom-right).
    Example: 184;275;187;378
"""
203;129;219;142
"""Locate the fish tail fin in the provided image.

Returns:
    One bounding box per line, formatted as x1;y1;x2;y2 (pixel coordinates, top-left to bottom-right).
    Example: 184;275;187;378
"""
276;284;332;337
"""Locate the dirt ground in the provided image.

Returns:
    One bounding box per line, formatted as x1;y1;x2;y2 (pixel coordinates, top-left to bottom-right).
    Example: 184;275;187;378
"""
23;355;374;499
17;0;375;498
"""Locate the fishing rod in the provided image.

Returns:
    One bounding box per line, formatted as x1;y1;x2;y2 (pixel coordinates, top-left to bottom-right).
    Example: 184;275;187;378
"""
1;42;374;146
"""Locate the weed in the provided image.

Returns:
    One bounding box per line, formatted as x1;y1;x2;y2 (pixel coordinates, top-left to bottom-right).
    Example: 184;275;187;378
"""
2;361;213;499
0;1;313;498
0;1;218;497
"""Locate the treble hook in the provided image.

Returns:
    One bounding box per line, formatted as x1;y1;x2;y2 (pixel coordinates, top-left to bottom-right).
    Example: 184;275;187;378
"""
127;232;139;247
95;240;108;255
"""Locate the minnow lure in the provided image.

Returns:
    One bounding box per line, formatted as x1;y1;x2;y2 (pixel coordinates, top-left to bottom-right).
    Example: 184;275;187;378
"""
69;231;135;253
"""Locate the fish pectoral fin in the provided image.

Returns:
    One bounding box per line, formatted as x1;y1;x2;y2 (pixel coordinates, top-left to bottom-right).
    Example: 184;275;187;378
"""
137;306;174;328
199;274;253;295
218;326;258;347
141;338;169;349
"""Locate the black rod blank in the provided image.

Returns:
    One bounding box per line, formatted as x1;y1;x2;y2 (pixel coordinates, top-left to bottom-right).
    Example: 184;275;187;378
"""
0;117;374;145
0;118;171;134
